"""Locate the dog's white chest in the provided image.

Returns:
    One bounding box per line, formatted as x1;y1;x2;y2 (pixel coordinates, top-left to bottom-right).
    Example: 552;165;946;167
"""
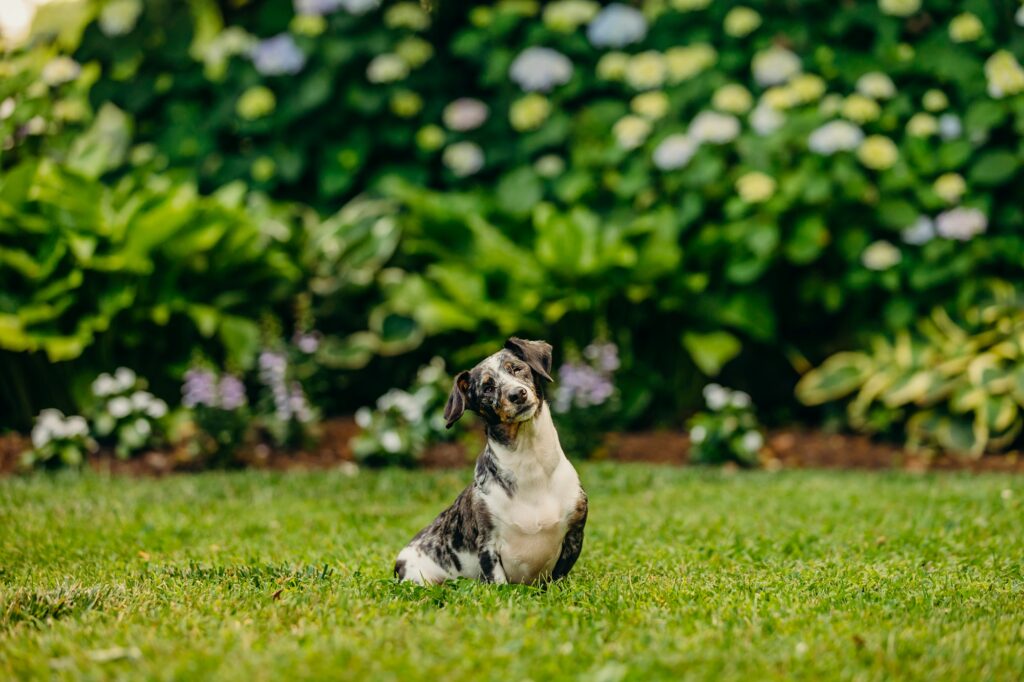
487;458;581;584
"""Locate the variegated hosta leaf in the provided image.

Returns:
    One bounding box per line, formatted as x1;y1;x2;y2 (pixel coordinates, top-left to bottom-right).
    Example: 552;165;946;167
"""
794;352;873;406
882;371;935;409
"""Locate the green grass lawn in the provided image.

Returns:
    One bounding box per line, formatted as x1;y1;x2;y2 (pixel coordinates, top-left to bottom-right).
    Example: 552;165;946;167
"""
1;464;1022;681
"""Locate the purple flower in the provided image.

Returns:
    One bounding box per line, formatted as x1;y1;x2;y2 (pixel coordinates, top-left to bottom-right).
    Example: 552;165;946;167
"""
182;369;217;408
219;375;248;411
289;382;315;423
293;331;321;354
250;34;305;76
584;342;620;373
294;0;342;14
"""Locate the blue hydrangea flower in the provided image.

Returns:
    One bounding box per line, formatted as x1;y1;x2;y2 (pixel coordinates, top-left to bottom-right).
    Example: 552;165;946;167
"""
509;47;573;92
250;34;306;76
587;4;647;49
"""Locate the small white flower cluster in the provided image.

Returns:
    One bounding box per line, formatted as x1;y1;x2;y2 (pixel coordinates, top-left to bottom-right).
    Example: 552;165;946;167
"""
701;383;751;412
352;358;453;461
900;209;988;245
651;111;739;171
89;368;168;458
31;409;90;450
688;384;764;465
509;47;573;92
92;368;168;420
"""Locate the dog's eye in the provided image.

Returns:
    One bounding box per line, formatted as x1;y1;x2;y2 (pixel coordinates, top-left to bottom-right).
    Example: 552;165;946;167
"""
483;379;495;391
505;363;519;375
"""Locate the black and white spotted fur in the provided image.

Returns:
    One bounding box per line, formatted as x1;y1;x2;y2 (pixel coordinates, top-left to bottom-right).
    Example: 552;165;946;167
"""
394;338;588;585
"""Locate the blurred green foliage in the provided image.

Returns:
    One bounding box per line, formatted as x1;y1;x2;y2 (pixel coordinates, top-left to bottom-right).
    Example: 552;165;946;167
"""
3;0;1024;452
797;280;1024;456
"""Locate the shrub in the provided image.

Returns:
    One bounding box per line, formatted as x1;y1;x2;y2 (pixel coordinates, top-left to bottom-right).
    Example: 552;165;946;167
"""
88;367;169;458
552;340;621;458
181;367;251;464
351;357;463;465
24;409;95;468
796;280;1024;457
688;384;763;466
6;0;1024;440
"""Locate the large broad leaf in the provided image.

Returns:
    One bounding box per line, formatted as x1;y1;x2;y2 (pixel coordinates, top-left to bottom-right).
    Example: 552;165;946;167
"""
682;331;742;377
496;167;543;217
795;352;872;405
969;151;1017;187
65;104;133;180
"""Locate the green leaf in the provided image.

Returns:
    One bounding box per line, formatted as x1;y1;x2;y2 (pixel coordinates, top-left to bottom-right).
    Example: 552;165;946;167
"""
968;151;1017;187
682;330;742;376
496;167;543;217
65;104;133;180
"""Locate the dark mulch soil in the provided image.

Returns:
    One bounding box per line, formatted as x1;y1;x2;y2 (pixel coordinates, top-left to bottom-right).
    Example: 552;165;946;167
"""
3;417;1023;476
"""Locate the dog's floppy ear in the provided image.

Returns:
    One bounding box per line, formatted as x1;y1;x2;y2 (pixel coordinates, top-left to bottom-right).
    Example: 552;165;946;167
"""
505;337;553;382
444;371;471;429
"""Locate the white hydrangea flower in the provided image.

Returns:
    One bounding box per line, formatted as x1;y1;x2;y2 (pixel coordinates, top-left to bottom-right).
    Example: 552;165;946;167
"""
366;54;409;83
0;98;14;120
689;111;740;144
99;0;142;36
808;120;864;155
652;134;698;170
586;3;647;48
31;423;50;449
442;141;485;177
66;416;88;438
543;0;599;32
92;373;118;397
130;391;153;411
690;425;707;444
935;207;987;241
509;47;573;92
41;57;81;86
146;400;168;419
134;418;152;438
878;0;920;17
752;47;801;87
114;367;137;391
355;407;373;428
731;391;752;409
862;241;902;271
856;72;896;99
442;98;489;132
741;431;764;453
933;173;966;204
703;384;729;411
749;104;784;135
984;51;1024;99
108;397;132;419
901;216;936;245
938;113;962;140
612;115;652;150
380;430;402;453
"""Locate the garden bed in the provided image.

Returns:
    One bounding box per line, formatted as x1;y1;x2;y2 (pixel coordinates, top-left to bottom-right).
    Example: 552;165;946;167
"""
3;418;1023;476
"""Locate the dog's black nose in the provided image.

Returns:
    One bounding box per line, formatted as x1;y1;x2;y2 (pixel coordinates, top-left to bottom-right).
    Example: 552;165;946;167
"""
509;387;527;404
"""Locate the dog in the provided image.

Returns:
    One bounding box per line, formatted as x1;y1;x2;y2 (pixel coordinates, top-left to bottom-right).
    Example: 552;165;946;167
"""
394;338;588;585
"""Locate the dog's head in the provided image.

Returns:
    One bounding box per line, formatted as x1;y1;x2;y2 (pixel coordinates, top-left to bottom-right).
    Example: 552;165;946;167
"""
443;337;553;429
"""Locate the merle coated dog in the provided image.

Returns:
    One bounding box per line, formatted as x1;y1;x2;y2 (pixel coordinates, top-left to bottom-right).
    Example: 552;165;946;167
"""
394;338;588;585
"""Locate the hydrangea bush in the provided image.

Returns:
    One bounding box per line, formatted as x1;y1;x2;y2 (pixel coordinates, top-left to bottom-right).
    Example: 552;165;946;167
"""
4;0;1024;450
688;383;764;466
89;367;169;458
24;409;95;468
350;357;464;466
